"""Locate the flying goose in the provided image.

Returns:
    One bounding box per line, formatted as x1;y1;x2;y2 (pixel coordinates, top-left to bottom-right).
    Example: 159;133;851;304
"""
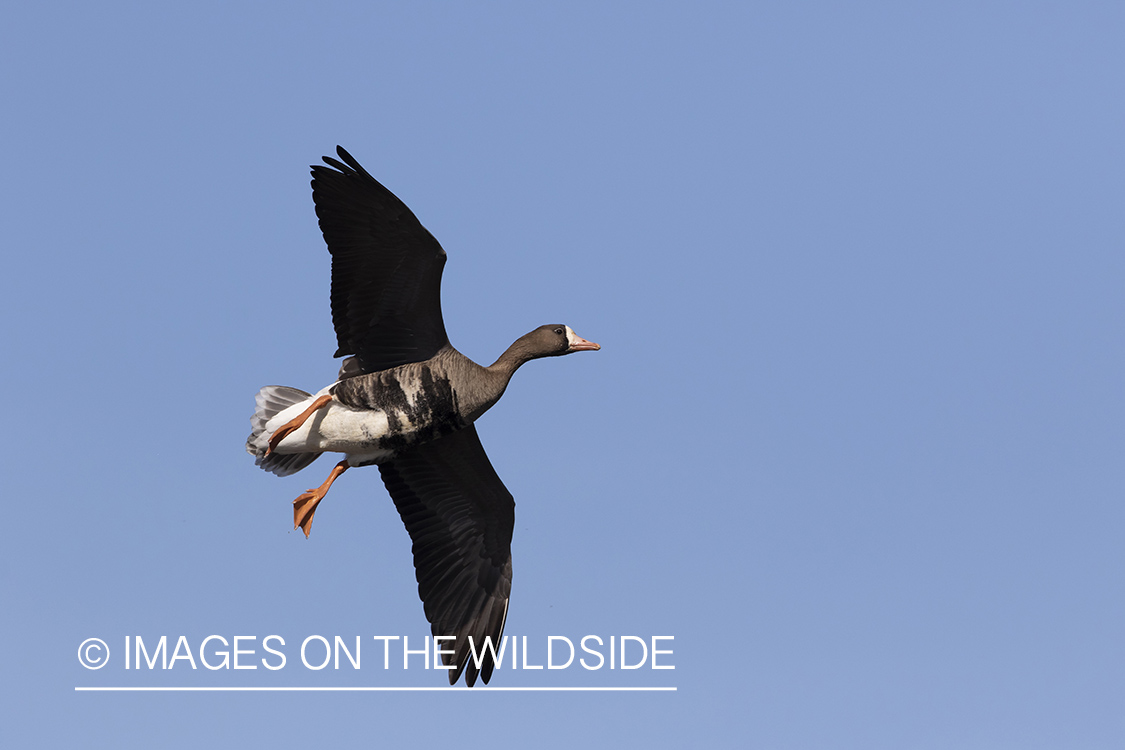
246;147;600;686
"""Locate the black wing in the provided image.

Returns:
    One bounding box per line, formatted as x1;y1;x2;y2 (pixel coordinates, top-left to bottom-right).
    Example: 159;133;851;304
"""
311;146;449;373
378;425;514;686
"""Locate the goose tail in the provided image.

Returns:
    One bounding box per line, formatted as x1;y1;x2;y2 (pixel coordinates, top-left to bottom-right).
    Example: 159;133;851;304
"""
246;386;323;475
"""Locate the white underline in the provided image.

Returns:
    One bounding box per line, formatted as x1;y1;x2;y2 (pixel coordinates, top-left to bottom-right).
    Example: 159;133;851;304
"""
75;686;676;692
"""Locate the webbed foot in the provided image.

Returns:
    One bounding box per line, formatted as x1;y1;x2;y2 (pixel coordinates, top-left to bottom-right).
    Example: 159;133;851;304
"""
291;459;349;538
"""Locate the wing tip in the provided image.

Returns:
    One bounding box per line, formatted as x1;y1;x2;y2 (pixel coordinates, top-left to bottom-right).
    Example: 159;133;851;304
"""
310;145;358;177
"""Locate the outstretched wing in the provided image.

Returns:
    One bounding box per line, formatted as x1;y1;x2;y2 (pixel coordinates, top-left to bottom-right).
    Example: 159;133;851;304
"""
378;425;514;686
311;146;449;373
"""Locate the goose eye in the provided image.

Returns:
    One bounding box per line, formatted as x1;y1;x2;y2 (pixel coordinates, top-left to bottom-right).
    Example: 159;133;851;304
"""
554;327;564;335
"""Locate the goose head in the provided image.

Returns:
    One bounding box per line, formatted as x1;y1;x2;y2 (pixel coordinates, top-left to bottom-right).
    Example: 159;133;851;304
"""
491;324;599;375
522;324;601;358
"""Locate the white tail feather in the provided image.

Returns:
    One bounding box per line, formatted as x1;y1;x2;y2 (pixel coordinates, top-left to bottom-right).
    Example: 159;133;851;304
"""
246;386;322;476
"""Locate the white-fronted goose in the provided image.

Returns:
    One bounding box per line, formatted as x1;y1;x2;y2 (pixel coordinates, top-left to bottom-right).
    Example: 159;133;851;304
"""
246;147;600;686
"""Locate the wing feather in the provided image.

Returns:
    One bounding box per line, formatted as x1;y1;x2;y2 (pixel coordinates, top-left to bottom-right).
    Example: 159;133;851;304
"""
311;147;449;373
378;425;514;686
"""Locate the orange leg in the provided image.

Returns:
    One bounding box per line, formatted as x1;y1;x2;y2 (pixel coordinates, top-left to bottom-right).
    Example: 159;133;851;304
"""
292;459;349;538
266;394;333;456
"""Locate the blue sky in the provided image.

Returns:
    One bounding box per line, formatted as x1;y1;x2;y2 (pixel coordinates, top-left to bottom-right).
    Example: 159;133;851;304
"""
3;2;1124;747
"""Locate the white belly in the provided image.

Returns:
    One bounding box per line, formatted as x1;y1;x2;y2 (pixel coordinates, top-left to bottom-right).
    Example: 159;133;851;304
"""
265;388;396;464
